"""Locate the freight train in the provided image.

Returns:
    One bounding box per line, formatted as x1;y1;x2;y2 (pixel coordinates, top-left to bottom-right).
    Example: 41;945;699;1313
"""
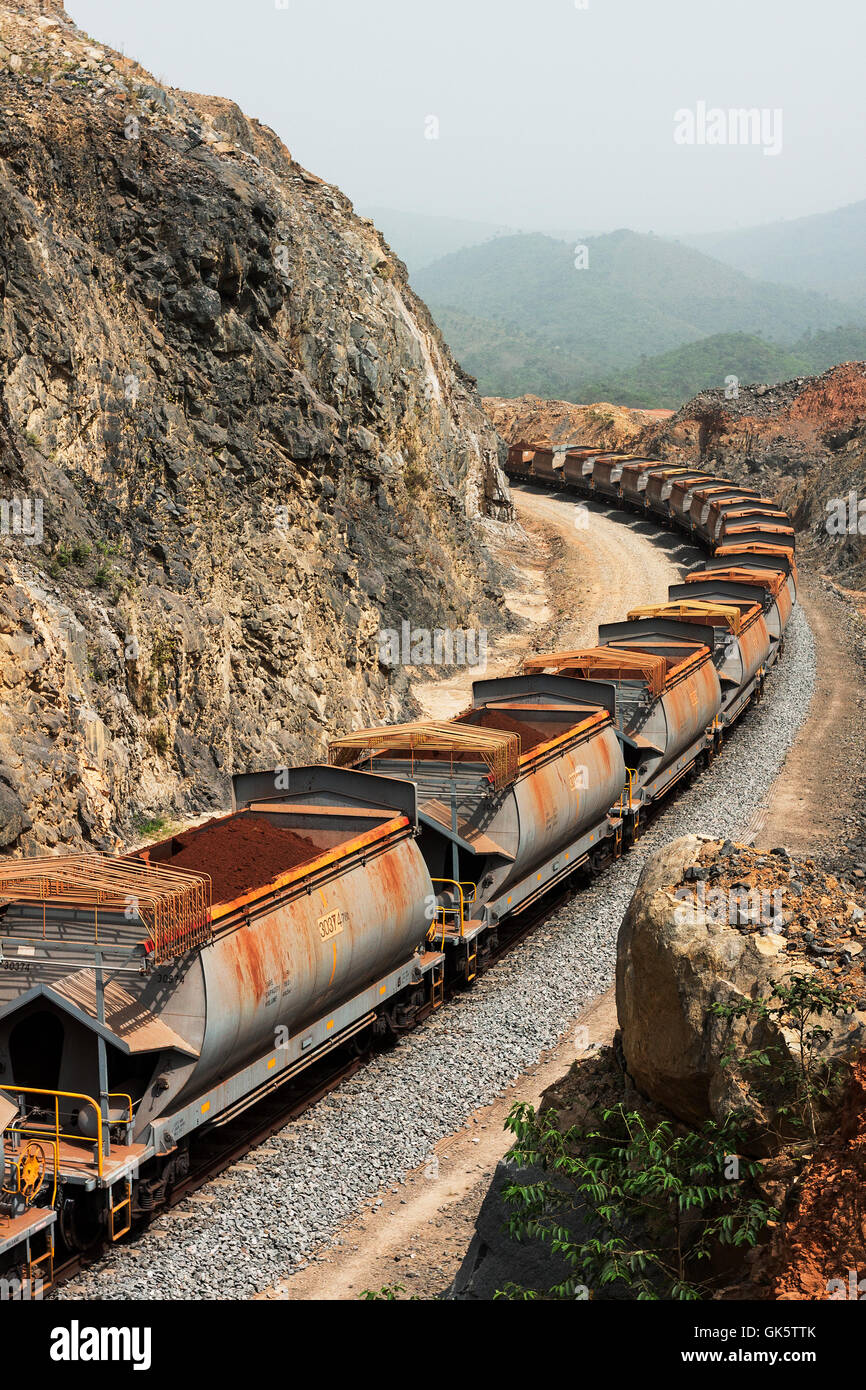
0;444;797;1296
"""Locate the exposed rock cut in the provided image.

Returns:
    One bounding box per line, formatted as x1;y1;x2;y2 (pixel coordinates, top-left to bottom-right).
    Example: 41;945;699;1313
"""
0;1;513;853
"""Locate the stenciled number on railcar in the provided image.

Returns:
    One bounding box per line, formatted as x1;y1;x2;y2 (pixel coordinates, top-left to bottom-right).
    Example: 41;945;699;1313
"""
318;908;347;942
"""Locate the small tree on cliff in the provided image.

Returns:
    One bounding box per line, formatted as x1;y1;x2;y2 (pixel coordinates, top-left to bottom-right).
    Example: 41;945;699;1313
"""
711;972;856;1142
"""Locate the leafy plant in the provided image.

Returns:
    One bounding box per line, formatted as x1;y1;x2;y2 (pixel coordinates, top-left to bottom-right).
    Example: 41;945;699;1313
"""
496;1100;776;1301
133;814;171;839
711;973;855;1141
148;725;170;757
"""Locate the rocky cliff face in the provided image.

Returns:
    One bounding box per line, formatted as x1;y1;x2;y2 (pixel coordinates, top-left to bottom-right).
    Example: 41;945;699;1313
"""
0;1;513;853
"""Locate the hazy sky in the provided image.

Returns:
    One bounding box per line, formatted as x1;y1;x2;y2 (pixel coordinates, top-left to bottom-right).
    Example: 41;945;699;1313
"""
67;0;866;235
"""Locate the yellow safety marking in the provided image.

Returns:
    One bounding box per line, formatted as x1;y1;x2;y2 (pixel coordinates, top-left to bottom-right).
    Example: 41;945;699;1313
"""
267;1058;276;1070
326;1020;334;1031
318;888;328;909
201;1101;210;1114
328;939;338;987
379;984;387;995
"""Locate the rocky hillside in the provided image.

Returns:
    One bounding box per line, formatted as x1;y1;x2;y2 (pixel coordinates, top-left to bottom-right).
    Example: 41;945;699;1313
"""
482;394;671;452
636;362;866;584
0;1;513;854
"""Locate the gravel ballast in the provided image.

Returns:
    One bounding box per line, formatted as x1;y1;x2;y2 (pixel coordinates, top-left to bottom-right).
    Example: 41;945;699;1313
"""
60;607;816;1300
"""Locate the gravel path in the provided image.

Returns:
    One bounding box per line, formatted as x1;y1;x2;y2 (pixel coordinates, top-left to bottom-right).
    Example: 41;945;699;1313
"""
60;605;815;1301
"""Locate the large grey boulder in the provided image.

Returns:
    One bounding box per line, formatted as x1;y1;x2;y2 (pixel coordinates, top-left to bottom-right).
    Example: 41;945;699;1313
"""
616;836;865;1133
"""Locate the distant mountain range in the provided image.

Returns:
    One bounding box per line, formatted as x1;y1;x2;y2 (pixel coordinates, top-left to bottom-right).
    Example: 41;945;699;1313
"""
408;229;863;406
681;200;866;308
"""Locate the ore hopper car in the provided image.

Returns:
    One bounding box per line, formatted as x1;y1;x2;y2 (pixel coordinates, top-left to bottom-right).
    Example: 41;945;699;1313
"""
619;462;674;511
562;448;604;492
668;475;731;528
530;446;567;484
672;573;791;649
330;675;625;972
695;552;797;615
523;636;721;834
713;542;799;600
505;442;536;479
714;520;795;555
704;497;782;543
686;485;760;535
644;467;703;519
0;767;439;1288
590;454;636;500
612;598;772;723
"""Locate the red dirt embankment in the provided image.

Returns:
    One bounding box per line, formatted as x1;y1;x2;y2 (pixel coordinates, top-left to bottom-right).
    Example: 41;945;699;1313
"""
771;1058;866;1301
482;395;671;451
636;361;866;481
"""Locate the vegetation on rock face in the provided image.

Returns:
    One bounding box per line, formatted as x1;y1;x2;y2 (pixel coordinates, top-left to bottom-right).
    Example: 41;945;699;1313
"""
712;974;856;1144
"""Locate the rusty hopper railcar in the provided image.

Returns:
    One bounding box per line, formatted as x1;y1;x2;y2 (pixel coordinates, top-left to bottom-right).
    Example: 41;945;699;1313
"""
686;485;760;533
522;638;721;830
643;467;703;518
671;575;791;649
713;543;799;600
610;599;772;723
704;497;780;542
715;520;796;554
590;454;636;500
529;446;567;484
619;462;673;510
330;675;626;932
561;448;604;492
505;442;536;479
696;552;797;610
0;767;440;1286
668;475;732;528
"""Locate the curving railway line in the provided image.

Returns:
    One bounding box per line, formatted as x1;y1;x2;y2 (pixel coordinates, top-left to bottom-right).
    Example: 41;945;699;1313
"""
0;444;800;1299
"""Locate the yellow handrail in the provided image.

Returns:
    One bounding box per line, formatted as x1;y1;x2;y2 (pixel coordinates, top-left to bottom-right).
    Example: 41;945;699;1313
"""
108;1093;134;1126
620;769;637;814
8;1087;104;1179
429;879;477;941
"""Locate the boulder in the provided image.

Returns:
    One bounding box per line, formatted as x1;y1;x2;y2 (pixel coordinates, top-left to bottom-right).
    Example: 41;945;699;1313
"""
616;836;866;1134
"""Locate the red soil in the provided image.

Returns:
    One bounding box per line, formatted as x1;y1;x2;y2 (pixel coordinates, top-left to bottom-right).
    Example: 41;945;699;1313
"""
162;815;320;904
772;1058;866;1300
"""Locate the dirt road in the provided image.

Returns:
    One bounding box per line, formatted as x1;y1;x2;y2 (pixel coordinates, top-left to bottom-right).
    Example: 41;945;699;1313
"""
413;486;694;719
748;573;866;859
